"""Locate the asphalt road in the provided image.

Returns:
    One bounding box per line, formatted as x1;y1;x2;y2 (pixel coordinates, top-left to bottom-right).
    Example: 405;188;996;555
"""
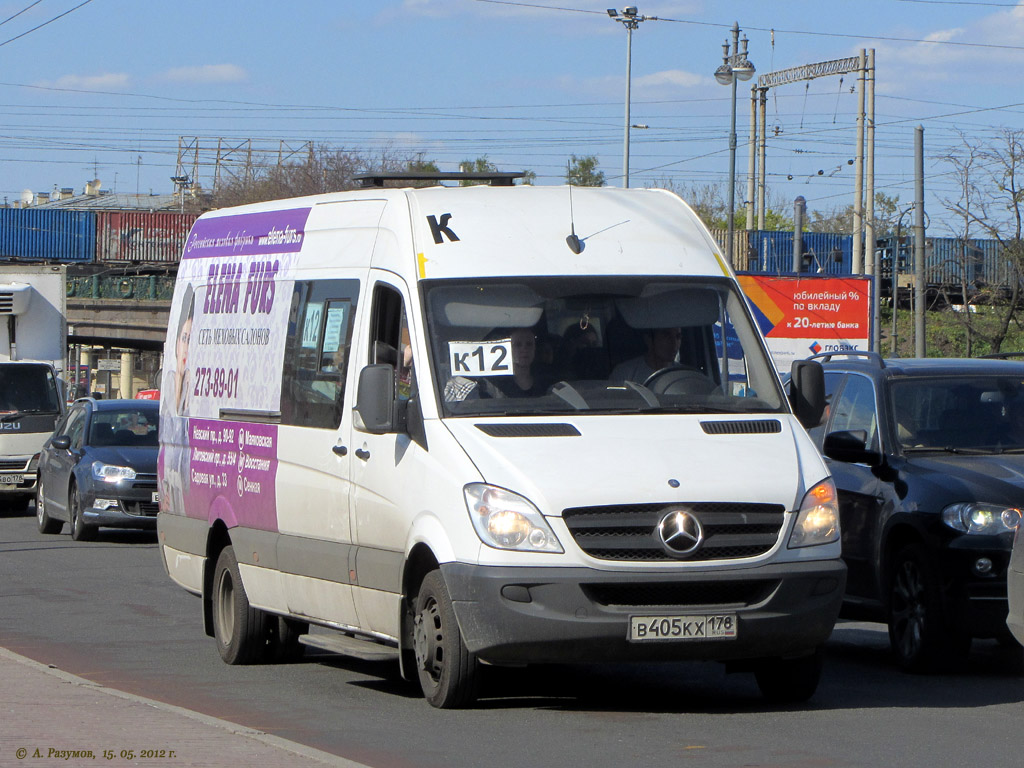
1;510;1022;768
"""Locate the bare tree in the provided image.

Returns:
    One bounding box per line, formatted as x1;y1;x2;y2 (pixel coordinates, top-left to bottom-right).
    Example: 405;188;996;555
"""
208;145;440;208
942;128;1024;354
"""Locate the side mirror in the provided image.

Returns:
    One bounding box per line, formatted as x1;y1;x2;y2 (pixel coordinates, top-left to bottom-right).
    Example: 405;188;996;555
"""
354;364;396;434
789;359;826;429
52;435;72;451
823;429;883;467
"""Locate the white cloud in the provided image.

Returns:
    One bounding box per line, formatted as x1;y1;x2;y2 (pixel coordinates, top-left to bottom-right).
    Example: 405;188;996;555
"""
634;69;706;90
38;73;131;91
158;64;247;84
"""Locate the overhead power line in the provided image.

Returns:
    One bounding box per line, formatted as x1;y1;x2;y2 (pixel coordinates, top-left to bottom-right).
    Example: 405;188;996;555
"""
0;0;97;49
470;0;1024;51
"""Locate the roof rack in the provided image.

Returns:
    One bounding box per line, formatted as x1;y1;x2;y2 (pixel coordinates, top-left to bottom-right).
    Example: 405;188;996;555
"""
982;351;1024;360
353;171;526;188
806;350;885;368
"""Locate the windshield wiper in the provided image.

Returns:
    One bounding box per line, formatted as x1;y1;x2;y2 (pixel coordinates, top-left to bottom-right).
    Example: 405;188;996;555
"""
904;445;1001;455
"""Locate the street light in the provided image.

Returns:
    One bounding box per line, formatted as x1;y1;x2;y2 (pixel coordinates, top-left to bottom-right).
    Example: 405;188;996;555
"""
608;7;656;188
714;22;755;265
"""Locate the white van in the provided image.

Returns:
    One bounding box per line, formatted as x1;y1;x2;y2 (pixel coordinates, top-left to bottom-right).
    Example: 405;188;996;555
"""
157;176;844;708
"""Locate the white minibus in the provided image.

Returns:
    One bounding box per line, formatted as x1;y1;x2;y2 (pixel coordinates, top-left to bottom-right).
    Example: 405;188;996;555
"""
158;176;844;707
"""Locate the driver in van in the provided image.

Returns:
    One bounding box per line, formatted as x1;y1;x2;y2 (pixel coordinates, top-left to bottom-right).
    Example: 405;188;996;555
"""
610;326;682;384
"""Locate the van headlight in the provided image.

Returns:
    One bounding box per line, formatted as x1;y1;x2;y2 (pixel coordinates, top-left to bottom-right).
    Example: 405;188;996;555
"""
464;484;563;553
92;461;136;483
789;479;840;548
942;503;1021;535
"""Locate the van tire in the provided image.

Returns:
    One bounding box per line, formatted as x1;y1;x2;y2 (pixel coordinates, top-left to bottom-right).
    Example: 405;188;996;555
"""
754;646;823;703
413;570;479;708
212;546;269;664
887;543;969;672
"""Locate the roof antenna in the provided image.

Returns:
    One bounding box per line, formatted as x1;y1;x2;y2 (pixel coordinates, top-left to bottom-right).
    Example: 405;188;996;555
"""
565;169;584;254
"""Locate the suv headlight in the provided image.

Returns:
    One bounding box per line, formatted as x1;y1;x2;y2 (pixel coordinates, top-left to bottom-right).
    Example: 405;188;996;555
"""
789;479;840;548
942;502;1021;535
92;461;136;483
464;484;563;553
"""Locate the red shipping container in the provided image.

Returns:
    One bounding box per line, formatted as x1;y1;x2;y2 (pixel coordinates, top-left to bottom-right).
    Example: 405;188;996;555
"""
96;211;198;264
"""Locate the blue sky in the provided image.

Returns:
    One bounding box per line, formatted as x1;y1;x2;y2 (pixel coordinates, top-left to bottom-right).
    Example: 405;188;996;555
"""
1;0;1023;231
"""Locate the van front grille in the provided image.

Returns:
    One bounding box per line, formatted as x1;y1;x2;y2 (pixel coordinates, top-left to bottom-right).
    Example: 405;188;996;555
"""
562;502;786;562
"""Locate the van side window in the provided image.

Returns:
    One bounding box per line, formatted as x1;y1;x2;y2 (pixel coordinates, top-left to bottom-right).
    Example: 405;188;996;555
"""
369;284;415;402
280;279;360;428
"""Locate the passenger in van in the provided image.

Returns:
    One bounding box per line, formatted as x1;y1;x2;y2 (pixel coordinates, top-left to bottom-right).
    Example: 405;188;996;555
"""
610;326;682;384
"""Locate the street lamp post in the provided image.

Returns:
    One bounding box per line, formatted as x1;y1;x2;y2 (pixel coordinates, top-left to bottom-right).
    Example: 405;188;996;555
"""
608;7;656;189
714;22;755;265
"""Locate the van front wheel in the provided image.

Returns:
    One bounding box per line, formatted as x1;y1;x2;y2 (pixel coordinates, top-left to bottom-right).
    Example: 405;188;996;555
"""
212;546;269;665
413;570;479;708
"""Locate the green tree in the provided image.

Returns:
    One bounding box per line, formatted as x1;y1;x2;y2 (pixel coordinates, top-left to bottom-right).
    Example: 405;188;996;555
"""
805;192;901;236
459;156;498;185
566;155;605;187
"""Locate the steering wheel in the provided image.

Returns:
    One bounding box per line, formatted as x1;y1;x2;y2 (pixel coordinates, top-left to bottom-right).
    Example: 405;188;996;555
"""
642;365;717;395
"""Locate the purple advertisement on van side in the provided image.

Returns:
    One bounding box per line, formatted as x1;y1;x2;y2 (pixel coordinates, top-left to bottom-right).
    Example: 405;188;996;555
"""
159;208;308;528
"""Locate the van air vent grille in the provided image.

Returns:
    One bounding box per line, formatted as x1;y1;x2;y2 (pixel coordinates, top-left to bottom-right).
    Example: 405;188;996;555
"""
700;419;782;435
476;423;580;437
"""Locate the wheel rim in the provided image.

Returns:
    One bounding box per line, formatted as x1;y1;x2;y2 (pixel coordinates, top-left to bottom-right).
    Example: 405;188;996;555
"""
413;596;444;683
36;483;44;523
215;567;236;646
70;492;79;531
891;559;926;659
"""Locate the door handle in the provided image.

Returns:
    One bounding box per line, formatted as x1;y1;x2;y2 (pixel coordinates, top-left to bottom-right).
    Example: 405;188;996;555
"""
332;445;348;457
355;448;371;461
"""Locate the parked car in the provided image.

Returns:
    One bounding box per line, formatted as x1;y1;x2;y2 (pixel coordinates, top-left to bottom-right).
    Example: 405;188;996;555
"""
36;398;159;541
1009;514;1024;645
805;352;1024;671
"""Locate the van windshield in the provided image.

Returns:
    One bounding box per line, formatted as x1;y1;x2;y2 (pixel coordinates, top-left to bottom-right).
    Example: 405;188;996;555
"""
423;277;786;418
0;363;62;415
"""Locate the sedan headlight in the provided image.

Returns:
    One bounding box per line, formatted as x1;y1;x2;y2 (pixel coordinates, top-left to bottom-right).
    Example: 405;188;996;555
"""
92;461;137;483
942;502;1021;535
464;484;563;553
789;479;840;548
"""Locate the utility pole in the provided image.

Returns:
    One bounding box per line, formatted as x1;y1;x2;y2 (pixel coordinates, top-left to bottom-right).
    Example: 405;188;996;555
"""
914;126;926;358
608;7;657;189
867;50;878;351
714;22;755;266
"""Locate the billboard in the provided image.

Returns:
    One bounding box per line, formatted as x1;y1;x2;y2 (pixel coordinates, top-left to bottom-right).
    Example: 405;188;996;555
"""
738;274;873;372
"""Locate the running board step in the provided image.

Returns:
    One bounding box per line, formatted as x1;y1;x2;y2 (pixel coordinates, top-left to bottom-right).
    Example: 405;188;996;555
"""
298;633;399;662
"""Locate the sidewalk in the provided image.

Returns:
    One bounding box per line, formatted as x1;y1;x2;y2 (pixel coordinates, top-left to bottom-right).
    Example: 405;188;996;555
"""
0;647;369;768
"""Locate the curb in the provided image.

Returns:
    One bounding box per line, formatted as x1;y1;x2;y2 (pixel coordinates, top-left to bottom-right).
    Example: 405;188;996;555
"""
0;646;370;768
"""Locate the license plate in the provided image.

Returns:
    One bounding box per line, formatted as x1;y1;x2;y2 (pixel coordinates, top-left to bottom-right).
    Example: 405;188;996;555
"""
0;474;23;485
629;614;737;642
151;491;159;503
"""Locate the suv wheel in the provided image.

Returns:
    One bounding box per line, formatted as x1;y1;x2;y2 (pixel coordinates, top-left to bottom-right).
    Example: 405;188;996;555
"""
887;543;970;672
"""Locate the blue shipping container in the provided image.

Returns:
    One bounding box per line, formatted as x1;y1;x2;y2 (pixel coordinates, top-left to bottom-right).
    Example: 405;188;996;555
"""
0;208;96;262
746;231;853;275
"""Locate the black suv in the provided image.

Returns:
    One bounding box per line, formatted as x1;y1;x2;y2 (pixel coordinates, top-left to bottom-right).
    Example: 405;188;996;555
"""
807;352;1024;671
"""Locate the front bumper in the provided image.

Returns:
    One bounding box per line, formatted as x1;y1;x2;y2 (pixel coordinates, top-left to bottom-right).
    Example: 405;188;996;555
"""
441;558;846;664
0;459;37;499
82;490;158;529
943;535;1014;638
